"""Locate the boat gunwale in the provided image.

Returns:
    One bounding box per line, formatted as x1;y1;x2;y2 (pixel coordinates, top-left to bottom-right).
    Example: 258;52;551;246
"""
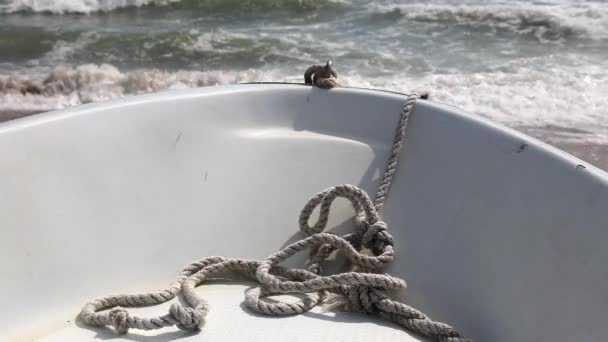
1;82;606;182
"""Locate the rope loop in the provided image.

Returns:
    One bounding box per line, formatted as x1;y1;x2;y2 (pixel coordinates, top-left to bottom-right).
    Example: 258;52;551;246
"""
244;286;326;316
299;184;379;237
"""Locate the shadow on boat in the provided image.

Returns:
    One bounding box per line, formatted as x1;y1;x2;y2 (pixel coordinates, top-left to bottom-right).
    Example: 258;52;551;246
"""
74;318;199;341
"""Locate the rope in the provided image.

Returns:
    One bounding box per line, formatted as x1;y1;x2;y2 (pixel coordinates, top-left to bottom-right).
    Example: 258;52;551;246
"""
374;89;429;212
79;78;469;341
304;61;339;89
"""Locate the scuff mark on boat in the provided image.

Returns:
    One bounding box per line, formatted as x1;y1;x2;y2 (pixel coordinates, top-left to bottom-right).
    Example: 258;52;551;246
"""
204;171;208;183
576;164;586;170
516;143;528;153
174;131;182;148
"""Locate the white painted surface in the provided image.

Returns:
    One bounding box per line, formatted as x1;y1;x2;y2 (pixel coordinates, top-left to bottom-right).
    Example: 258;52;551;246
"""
0;84;606;341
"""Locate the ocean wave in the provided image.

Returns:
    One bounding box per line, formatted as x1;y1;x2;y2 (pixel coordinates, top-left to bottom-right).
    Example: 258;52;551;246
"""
0;0;176;14
24;29;320;71
0;64;288;112
1;62;607;144
0;0;343;14
346;64;608;142
370;2;608;41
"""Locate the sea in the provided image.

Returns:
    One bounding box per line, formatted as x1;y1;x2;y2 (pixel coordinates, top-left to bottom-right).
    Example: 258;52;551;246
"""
0;0;607;159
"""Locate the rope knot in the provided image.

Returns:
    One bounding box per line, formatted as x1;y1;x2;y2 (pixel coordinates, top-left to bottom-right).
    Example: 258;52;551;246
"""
169;303;204;331
304;61;339;89
362;221;393;254
108;307;130;334
343;286;387;314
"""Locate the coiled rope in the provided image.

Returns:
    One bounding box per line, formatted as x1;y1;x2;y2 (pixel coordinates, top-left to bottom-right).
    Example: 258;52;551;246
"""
79;66;469;342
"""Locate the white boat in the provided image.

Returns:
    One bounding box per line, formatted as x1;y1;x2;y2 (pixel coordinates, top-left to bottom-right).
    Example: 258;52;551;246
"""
1;84;607;342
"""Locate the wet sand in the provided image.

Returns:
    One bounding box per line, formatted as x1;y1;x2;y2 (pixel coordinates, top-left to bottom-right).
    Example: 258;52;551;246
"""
546;141;608;171
0;109;40;122
521;126;608;171
1;109;607;172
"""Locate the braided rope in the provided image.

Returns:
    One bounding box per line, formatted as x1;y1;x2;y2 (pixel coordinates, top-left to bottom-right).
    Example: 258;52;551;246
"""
79;89;470;341
374;89;429;212
304;61;340;89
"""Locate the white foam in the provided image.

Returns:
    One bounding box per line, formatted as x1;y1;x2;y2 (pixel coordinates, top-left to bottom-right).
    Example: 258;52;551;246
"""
344;64;608;143
43;33;100;64
0;0;344;14
369;1;608;41
0;0;179;14
0;64;284;112
182;29;318;64
1;61;607;143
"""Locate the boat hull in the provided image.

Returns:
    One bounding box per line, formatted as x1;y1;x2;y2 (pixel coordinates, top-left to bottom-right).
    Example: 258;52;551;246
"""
1;84;607;341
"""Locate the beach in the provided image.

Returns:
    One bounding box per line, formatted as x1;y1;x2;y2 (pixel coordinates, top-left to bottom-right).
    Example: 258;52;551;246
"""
556;142;608;171
0;109;35;122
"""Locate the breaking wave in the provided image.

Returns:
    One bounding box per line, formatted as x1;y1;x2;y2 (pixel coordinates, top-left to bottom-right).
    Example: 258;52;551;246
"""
0;64;287;113
0;0;176;14
1;62;607;144
370;2;608;41
0;0;343;14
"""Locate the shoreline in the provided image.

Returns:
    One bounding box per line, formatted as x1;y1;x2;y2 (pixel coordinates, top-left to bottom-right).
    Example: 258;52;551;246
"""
0;109;41;122
549;141;608;172
1;109;607;172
